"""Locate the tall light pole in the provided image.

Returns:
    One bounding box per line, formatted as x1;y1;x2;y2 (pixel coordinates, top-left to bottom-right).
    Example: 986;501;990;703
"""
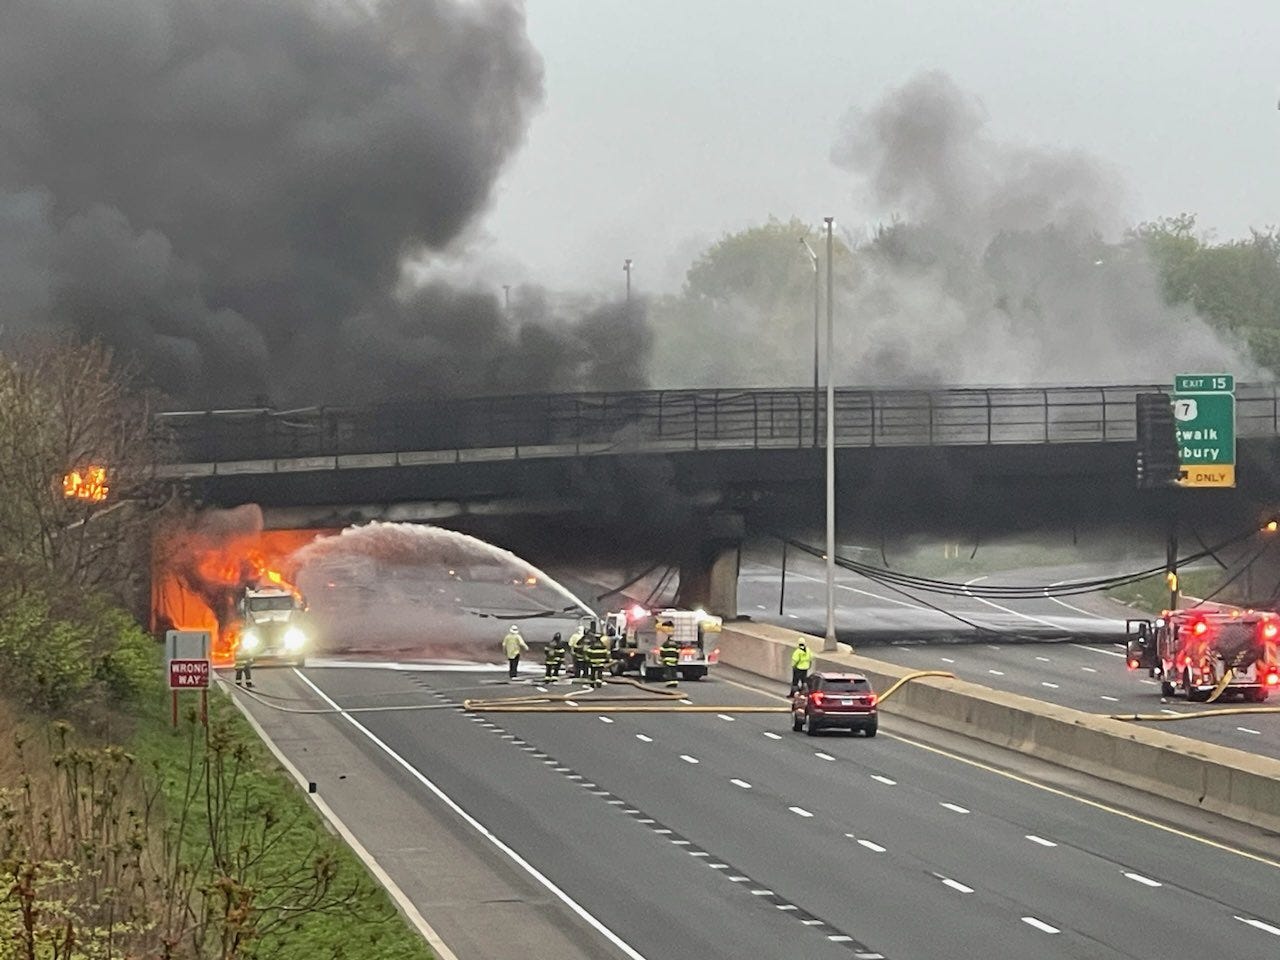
623;258;633;302
799;237;820;447
823;216;837;651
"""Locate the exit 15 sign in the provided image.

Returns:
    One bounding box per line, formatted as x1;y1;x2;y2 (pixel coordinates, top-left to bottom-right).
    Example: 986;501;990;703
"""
1173;374;1235;488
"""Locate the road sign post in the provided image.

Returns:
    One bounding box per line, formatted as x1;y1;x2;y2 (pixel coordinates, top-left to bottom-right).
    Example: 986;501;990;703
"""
166;630;211;728
1173;374;1235;488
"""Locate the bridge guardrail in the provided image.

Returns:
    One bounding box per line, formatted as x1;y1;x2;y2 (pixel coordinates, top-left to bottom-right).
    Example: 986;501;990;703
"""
158;383;1280;465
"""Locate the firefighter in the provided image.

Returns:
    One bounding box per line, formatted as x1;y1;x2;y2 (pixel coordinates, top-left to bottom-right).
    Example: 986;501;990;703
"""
790;640;812;694
659;635;681;688
544;631;567;681
502;624;529;681
234;658;254;689
585;631;610;688
569;625;588;680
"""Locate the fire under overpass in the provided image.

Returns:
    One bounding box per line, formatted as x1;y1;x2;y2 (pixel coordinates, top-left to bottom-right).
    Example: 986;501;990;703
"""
157;384;1280;617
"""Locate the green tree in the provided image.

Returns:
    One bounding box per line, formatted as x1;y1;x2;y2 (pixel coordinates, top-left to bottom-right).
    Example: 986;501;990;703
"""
1136;215;1280;373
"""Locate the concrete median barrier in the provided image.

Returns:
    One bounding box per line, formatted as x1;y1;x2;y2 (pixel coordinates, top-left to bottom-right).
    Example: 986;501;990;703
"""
718;622;1280;834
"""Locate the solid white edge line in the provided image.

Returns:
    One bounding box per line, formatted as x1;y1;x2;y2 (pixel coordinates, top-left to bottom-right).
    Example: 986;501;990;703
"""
292;669;650;960
223;679;461;960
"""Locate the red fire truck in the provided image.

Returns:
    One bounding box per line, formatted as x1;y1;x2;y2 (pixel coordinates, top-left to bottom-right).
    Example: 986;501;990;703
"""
1126;609;1280;702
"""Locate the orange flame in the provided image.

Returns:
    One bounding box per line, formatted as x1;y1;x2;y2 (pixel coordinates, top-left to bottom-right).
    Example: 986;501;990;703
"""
63;465;108;502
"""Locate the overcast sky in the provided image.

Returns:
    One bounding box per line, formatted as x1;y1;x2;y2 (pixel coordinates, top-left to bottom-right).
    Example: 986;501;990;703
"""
475;0;1280;297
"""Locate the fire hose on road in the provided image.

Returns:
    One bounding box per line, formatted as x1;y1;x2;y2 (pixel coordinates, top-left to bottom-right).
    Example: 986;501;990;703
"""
462;670;957;714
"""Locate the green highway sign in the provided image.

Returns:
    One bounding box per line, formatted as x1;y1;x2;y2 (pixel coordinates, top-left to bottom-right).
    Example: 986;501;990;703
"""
1174;374;1234;393
1173;373;1235;488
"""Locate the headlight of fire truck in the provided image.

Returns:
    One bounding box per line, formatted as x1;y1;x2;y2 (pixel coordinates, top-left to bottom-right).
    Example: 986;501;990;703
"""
284;626;307;652
240;630;260;652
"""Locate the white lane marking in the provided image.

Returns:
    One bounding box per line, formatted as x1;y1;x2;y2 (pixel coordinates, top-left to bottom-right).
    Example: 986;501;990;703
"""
654;828;673;835
851;836;886;853
871;775;896;786
801;919;824;926
1238;727;1262;736
941;878;974;894
1235;916;1280;936
828;935;853;942
940;802;970;814
988;669;1005;676
1100;695;1119;702
728;875;749;882
679;699;693;705
789;806;814;817
751;889;774;896
1021;917;1060;934
1048;581;1120;621
690;851;710;857
987;645;1002;650
1035;656;1051;663
680;754;700;764
671;839;690;845
1081;666;1097;673
731;779;753;789
565;700;579;706
607;799;625;805
624;808;640;814
776;904;798;911
566;774;584;780
1041;682;1060;689
1124;872;1162;887
599;716;614;723
964;576;1065;629
1026;835;1057;847
717;714;736;722
635;734;653;743
710;863;729;869
637;818;655;824
941;657;956;664
1072;643;1125;658
536;686;548;693
292;670;649;960
763;732;783;740
815;752;836;762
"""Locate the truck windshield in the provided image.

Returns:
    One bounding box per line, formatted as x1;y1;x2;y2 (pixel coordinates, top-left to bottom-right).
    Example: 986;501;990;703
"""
248;596;295;611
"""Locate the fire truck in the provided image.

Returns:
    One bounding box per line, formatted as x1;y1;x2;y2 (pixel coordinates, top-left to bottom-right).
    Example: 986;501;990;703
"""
1125;609;1280;702
586;606;722;681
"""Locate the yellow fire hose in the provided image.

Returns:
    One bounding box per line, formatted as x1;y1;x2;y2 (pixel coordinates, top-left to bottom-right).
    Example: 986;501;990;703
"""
462;670;957;714
1111;668;1280;721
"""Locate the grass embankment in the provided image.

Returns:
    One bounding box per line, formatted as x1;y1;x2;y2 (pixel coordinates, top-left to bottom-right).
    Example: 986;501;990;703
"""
1106;568;1225;614
1;646;435;960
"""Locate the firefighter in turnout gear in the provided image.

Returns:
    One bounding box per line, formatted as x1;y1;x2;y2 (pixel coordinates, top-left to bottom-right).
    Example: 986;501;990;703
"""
790;640;812;694
585;632;610;689
569;626;587;679
659;635;681;688
502;625;529;680
544;631;567;681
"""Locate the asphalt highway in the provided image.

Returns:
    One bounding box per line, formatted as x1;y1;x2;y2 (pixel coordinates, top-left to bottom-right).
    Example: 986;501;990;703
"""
740;554;1280;760
238;663;1280;960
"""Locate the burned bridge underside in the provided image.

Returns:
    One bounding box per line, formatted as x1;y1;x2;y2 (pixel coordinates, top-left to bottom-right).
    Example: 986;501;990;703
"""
161;385;1280;615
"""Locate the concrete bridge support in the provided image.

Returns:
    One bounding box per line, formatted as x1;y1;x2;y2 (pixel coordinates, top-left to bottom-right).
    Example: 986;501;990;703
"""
675;511;745;620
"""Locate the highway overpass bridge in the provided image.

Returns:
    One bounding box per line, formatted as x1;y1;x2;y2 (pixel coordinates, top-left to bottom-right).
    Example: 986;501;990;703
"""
158;383;1280;615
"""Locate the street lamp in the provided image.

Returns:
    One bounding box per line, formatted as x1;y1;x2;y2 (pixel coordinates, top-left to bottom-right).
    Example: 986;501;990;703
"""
623;259;633;302
823;216;836;651
799;237;820;447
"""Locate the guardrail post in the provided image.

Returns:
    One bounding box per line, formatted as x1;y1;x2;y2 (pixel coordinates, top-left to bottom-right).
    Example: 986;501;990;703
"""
713;390;720;439
928;392;934;445
658;391;664;438
1101;388;1108;441
796;393;803;448
868;390;875;447
752;393;759;449
1043;388;1049;443
985;389;992;444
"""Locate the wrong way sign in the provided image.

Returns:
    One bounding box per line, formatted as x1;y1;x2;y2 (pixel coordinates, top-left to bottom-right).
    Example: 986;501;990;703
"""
169;658;210;689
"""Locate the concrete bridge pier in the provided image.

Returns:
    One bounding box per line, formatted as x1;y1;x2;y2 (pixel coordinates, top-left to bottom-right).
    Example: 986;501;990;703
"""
675;511;745;620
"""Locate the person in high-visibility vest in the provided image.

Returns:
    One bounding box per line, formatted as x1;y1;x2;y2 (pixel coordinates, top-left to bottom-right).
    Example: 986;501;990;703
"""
790;640;812;693
502;625;529;680
544;631;567;681
659;636;681;688
585;633;610;689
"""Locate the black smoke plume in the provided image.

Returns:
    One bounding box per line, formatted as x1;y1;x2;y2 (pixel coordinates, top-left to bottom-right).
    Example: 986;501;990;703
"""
0;1;645;404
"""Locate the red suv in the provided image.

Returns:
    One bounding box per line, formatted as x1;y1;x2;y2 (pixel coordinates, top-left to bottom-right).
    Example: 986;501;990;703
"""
791;672;878;737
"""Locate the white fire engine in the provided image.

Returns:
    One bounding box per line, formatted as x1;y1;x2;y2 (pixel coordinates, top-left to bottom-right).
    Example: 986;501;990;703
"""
584;606;722;681
1126;609;1280;702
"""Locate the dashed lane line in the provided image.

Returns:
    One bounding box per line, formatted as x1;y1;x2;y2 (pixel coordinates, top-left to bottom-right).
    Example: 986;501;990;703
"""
1124;872;1162;888
1026;835;1057;847
1021;917;1060;934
